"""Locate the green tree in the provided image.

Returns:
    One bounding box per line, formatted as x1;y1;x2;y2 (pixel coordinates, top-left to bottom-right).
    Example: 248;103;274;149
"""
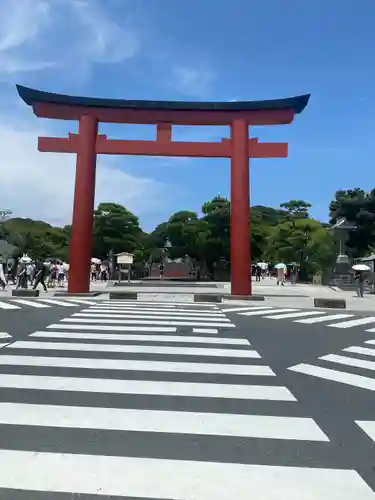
92;202;143;259
4;218;69;260
265;218;334;276
280;200;312;220
329;188;375;257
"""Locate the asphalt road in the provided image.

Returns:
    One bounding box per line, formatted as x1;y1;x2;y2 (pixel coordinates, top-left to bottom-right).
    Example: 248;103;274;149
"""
0;301;374;498
230;311;375;491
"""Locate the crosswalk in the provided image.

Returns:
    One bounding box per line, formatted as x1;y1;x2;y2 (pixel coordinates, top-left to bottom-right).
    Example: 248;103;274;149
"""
289;338;375;392
222;304;375;331
0;300;374;498
0;297;99;310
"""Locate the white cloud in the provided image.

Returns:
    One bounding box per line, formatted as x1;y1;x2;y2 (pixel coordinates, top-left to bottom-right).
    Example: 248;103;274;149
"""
0;114;165;227
167;65;215;98
0;0;140;77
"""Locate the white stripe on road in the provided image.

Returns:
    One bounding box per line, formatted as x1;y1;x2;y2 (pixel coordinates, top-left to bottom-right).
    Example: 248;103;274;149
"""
328;317;375;329
343;346;375;357
239;308;297;316
0;354;276;376
221;306;268;313
0;343;9;349
61;318;236;328
87;306;224;316
320;353;375;372
193;328;218;334
0;450;372;499
37;299;79;307
266;311;326;320
48;324;181;332
30;331;249;345
11;299;49;308
63;299;97;305
295;314;354;324
0;301;20;310
0;374;286;399
9;341;258;358
102;300;218;308
0;332;11;338
288;363;375;391
75;312;230;322
355;421;375;442
0;402;328;441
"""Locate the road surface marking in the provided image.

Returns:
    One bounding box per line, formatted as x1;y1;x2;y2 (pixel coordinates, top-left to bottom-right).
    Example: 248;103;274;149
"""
193;327;218;334
0;332;11;338
102;300;219;308
0;354;276;376
0;403;327;440
30;331;249;345
239;308;297;316
0;450;372;499
343;345;375;357
9;341;258;358
355;421;375;442
295;314;354;324
0;374;290;400
87;306;224;316
0;301;20;310
36;299;79;307
74;312;231;322
266;311;326;320
11;299;49;308
288;363;375;391
61;317;236;328
320;353;375;371
221;306;272;313
328;317;375;329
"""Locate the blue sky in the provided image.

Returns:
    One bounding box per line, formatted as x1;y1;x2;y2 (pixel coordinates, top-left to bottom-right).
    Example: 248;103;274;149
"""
0;0;374;231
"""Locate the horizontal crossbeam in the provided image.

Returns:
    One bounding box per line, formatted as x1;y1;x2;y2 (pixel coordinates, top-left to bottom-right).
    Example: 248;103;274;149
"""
38;135;288;158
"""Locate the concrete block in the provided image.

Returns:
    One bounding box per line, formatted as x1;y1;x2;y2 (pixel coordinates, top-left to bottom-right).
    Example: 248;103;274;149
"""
12;289;39;298
314;297;346;309
226;294;265;301
109;291;138;300
194;293;222;303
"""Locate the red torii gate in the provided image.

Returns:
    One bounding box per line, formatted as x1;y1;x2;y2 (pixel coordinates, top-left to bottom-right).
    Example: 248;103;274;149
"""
17;85;309;296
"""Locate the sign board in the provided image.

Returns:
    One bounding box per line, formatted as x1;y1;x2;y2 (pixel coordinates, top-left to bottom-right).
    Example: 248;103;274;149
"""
116;253;134;265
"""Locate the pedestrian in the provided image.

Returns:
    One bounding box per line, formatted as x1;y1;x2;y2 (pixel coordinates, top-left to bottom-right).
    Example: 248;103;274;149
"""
354;270;365;298
276;267;285;286
159;261;164;280
33;260;48;292
0;260;6;290
255;266;262;282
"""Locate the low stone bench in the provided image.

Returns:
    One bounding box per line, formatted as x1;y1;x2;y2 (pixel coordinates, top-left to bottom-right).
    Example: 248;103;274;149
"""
194;293;222;303
109;291;138;300
12;289;39;298
314;297;346;309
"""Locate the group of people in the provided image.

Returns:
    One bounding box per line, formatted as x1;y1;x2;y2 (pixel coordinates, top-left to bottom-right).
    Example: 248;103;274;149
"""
0;259;66;292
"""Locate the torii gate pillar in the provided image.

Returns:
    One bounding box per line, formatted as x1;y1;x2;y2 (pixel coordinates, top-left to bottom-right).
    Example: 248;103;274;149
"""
69;115;98;294
230;119;251;296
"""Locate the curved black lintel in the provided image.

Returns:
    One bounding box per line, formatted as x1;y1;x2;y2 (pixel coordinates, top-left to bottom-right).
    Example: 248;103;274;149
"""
16;85;310;114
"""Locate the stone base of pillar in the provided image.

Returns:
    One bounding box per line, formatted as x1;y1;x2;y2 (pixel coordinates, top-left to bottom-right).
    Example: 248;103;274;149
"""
225;294;265;301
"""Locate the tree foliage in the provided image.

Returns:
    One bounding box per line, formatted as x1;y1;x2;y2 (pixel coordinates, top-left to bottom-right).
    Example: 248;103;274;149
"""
329;188;375;257
7;190;371;279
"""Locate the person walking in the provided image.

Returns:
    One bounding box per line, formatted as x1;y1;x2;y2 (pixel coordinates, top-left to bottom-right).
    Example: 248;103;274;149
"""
33;260;48;292
0;260;6;290
255;265;262;282
354;270;365;298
